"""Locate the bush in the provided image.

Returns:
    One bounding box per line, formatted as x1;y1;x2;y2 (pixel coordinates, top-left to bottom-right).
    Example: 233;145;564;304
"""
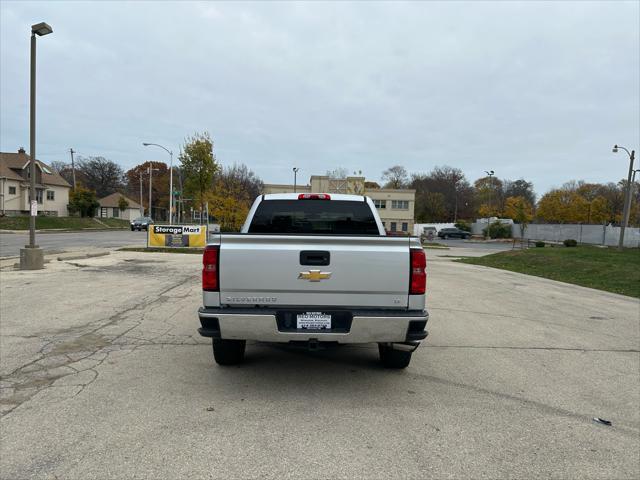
535;241;545;248
68;187;99;218
454;221;471;232
482;221;512;239
563;239;578;247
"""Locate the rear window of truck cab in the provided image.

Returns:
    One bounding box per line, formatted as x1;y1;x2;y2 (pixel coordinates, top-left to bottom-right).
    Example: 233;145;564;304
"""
248;200;380;235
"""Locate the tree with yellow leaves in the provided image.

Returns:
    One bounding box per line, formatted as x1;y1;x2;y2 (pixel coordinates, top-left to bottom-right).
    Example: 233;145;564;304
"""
504;196;533;238
206;163;263;232
206;193;250;232
536;187;611;224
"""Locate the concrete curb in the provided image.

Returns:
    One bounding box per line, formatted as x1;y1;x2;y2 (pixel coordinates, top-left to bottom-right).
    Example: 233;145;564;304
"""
57;252;111;262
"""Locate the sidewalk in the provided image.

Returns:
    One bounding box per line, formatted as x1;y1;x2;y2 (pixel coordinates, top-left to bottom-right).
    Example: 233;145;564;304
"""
0;247;112;270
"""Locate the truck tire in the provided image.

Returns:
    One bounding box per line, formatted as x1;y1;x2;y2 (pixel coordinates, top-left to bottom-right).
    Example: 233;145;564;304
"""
212;339;246;365
378;344;412;369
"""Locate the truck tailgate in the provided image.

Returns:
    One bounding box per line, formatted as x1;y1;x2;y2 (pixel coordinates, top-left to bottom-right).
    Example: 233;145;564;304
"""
218;234;411;308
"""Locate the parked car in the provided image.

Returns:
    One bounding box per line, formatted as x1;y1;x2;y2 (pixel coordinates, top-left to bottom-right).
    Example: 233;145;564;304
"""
437;227;471;239
130;217;153;231
198;193;428;369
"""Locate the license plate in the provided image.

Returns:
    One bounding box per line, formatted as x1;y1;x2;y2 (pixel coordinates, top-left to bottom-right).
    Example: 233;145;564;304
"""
296;312;331;330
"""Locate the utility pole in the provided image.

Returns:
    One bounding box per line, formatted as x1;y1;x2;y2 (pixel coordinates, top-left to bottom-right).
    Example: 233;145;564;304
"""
147;165;160;220
69;148;76;189
149;165;154;221
613;145;635;250
139;169;144;217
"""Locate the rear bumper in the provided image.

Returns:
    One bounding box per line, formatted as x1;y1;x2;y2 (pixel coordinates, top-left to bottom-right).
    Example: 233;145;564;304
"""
198;307;428;344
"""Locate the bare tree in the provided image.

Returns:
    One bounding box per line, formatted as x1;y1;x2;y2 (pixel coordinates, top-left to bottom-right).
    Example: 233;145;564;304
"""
50;161;67;173
76;156;125;197
214;163;264;203
504;179;536;206
411;166;474;221
381;165;408;189
50;161;75;186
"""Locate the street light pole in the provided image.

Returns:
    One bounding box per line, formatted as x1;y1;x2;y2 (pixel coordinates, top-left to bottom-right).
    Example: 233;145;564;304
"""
29;33;37;249
484;170;494;240
143;143;173;223
21;22;52;271
293;167;299;193
613;145;636;250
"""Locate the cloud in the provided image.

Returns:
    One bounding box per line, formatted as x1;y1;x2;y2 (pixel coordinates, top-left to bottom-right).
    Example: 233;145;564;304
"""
1;1;638;194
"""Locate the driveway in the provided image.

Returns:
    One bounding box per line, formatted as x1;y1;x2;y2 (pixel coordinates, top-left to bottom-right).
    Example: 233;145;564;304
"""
0;250;638;479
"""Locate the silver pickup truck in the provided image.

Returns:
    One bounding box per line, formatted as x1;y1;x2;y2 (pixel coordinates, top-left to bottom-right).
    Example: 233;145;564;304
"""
197;193;428;368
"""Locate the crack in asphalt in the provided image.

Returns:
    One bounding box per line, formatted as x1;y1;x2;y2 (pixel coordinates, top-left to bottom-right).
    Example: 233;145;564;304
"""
427;345;640;353
0;272;198;418
407;371;640;438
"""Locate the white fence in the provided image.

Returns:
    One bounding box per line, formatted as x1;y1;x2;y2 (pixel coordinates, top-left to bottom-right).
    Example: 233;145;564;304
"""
415;220;639;247
470;218;513;235
512;223;640;248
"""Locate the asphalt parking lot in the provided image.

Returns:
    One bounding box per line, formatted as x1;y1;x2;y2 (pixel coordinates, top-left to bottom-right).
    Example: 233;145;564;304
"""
1;246;638;479
0;230;145;258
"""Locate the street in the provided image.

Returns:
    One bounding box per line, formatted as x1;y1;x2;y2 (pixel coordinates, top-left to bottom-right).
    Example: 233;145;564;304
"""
0;230;145;258
1;245;638;479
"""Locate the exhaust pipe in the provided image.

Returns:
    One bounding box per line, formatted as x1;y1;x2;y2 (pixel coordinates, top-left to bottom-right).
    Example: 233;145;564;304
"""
389;341;420;352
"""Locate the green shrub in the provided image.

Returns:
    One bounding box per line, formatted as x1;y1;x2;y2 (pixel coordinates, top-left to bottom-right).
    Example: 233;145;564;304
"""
454;221;471;232
563;239;578;247
482;221;512;239
535;241;545;248
68;187;99;218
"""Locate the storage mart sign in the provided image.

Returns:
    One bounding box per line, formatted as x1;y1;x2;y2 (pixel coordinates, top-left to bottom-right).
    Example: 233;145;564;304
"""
148;225;207;248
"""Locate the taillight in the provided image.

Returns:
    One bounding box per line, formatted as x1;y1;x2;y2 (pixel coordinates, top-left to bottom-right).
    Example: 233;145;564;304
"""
410;248;426;295
203;245;219;291
298;193;331;200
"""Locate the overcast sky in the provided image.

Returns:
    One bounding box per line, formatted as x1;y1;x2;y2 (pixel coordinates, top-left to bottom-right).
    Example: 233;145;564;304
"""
1;1;638;195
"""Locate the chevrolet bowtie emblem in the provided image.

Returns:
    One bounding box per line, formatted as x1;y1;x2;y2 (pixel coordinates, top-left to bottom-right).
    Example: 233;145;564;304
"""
298;269;332;282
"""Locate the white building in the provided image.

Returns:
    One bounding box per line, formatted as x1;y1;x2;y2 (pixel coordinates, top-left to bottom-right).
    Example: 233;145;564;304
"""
0;148;71;216
96;193;142;221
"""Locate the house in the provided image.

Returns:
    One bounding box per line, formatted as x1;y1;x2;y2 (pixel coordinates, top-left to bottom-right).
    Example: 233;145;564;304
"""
96;193;142;221
0;148;71;216
263;175;416;234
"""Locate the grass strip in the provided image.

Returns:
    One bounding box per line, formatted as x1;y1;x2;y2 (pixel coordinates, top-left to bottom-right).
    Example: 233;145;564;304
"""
0;216;129;230
456;245;640;298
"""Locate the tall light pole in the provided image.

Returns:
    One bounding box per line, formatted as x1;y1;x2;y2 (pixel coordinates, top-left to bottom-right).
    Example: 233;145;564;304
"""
293;167;299;193
143;143;174;223
485;170;494;239
21;22;52;270
453;176;461;223
612;145;635;250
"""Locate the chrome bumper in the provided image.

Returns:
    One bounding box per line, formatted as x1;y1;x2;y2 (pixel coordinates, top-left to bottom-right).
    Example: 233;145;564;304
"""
198;308;428;344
